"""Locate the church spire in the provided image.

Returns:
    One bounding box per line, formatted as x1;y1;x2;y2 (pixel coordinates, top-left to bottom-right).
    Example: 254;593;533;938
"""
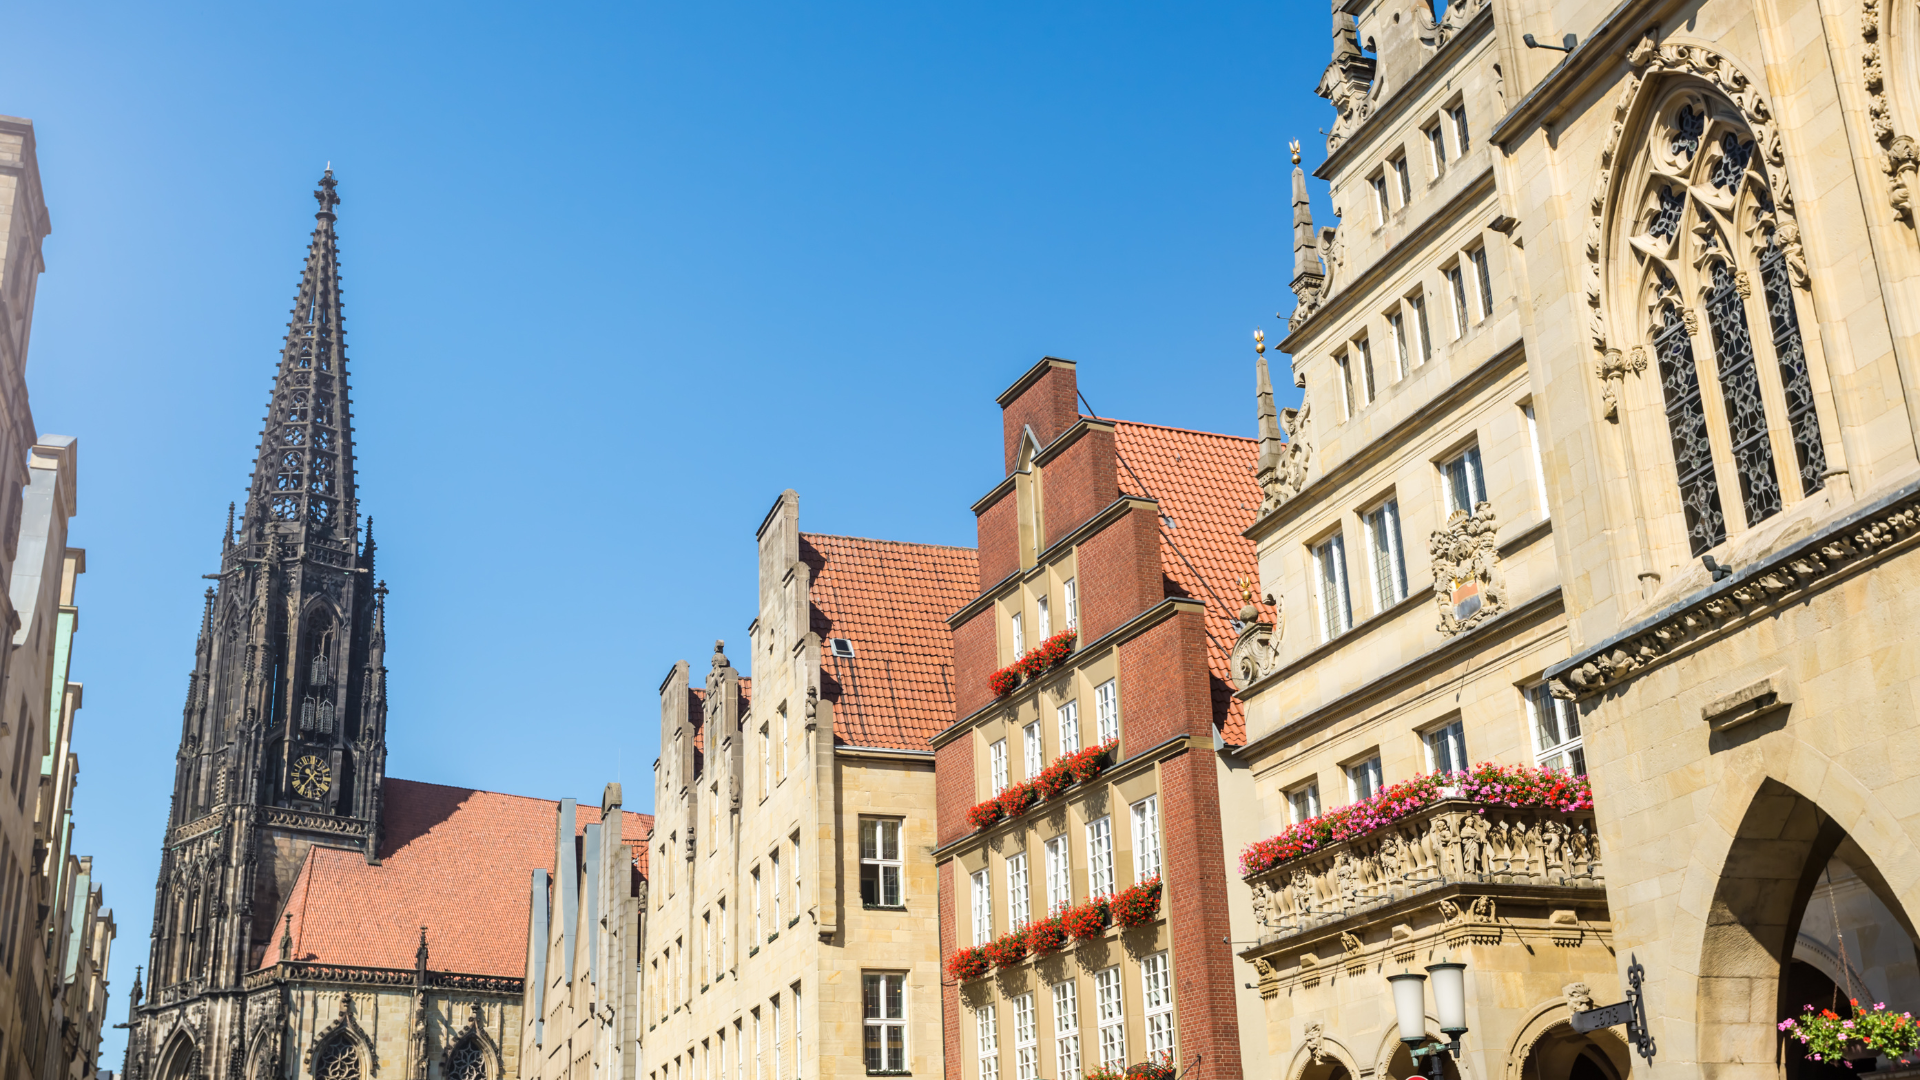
242;168;358;550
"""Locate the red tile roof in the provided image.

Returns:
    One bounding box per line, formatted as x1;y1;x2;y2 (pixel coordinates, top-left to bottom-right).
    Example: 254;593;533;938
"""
802;533;979;751
271;778;653;976
1111;420;1264;745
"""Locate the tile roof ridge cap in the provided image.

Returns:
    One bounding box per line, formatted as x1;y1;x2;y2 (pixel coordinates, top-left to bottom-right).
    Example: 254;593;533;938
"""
1112;418;1257;443
385;775;580;807
799;531;980;554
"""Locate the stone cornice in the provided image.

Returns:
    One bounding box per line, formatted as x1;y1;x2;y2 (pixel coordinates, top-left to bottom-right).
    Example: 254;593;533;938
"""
1314;5;1496;182
1489;0;1664;148
1547;479;1920;700
1032;416;1116;469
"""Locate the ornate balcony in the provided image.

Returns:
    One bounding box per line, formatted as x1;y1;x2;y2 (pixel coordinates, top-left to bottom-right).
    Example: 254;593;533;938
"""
1242;797;1604;945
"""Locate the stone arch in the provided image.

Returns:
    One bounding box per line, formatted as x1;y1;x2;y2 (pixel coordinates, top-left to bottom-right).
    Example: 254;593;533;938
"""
1284;1025;1360;1080
306;997;377;1080
440;1003;502;1080
1368;1016;1460;1080
156;1028;200;1080
1504;996;1632;1080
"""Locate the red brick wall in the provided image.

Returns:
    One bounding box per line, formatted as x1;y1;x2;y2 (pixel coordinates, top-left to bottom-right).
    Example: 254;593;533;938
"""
1001;363;1079;473
975;488;1018;593
935;726;978;848
938;858;960;1080
1039;426;1116;550
1115;608;1212;752
1075;503;1164;645
950;610;996;729
1159;750;1244;1080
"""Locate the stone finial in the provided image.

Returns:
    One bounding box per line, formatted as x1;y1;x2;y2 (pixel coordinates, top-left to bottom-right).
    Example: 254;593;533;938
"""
1290;149;1325;298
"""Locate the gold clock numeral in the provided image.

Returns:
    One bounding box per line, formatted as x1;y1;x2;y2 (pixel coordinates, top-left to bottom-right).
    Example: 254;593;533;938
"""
292;754;332;799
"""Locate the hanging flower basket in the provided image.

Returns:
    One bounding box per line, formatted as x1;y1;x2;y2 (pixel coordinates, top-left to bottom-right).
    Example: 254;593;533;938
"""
1110;877;1162;928
1060;897;1110;941
1780;1000;1920;1065
984;930;1030;969
1125;1061;1177;1080
1024;916;1069;957
945;945;990;982
966;800;1005;831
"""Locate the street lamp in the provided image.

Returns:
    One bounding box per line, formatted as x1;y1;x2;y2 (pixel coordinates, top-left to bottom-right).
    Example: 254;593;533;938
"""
1386;962;1469;1080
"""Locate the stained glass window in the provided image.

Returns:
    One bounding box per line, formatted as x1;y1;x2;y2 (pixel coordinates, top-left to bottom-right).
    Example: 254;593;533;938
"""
1654;304;1727;554
1710;132;1754;190
1671;105;1704;159
1705;262;1783;527
1760;240;1828;497
1649;187;1686;240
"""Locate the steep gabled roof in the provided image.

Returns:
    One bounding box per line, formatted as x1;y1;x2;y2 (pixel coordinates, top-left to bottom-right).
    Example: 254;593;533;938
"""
1112;420;1264;745
272;778;652;976
802;534;979;751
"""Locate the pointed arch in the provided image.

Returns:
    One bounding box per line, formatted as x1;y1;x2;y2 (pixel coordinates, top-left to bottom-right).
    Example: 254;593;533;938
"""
156;1027;201;1080
441;1003;502;1080
296;598;341;740
306;997;377;1080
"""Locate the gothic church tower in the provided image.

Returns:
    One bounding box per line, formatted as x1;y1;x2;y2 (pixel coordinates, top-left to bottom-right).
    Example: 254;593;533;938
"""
144;168;388;1008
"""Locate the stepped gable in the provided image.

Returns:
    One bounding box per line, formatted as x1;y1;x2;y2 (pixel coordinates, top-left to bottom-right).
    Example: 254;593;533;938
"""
801;533;979;751
272;778;653;977
1113;419;1262;745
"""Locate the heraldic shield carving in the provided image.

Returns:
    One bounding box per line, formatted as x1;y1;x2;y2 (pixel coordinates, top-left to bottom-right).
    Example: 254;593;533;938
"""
1429;503;1507;635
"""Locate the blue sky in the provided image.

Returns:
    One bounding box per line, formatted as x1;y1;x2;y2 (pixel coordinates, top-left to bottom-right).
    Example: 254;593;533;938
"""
4;1;1325;1063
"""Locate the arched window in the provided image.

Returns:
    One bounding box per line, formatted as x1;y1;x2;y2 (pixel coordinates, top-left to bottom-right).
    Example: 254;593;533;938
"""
314;1038;361;1080
299;617;336;736
1613;85;1829;556
445;1037;487;1080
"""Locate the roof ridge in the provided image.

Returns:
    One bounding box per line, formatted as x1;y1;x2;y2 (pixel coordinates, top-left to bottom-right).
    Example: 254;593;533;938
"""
799;531;980;554
1111;418;1259;444
387;775;648;813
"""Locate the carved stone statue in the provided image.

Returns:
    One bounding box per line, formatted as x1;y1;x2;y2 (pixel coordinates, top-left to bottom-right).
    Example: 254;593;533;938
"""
1430;505;1507;635
1229;576;1281;689
1339;931;1363;956
1437;899;1463;924
1564;983;1596;1012
1292;869;1314;916
1304;1021;1327;1063
1469;895;1497;923
1458;813;1490;876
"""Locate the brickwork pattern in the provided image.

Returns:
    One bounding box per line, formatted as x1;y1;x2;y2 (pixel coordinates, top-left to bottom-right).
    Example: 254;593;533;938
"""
1000;363;1080;474
949;611;995;730
1075;504;1164;645
975;491;1018;593
1114;610;1212;751
1159;752;1242;1080
1039;426;1117;549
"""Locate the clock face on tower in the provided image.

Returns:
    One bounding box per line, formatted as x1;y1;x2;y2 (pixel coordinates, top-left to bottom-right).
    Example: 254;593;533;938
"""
291;754;332;800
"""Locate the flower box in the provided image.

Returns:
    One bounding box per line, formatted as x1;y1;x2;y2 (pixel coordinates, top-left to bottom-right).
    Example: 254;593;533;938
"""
1238;762;1595;878
965;800;1005;831
1780;1000;1920;1065
1024;916;1069;958
997;782;1041;818
1064;740;1119;784
1060;898;1110;942
944;946;989;982
1084;1062;1175;1080
990;629;1078;697
984;931;1029;969
1034;760;1074;799
1109;877;1162;928
989;667;1021;698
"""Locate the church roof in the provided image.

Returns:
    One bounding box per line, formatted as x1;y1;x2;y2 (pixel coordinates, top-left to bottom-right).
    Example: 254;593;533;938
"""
270;778;652;977
802;533;979;751
1111;420;1262;746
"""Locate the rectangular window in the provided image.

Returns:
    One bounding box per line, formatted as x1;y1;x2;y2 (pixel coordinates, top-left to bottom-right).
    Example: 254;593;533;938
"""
1052;980;1081;1080
1010;612;1024;658
1347;756;1384;802
977;1006;1000;1080
752;869;763;946
719;898;728;971
1364;499;1408;611
1472;246;1494;318
1443;446;1488;515
1023;721;1043;778
1289;783;1321;825
864;973;907;1073
1527;683;1586;774
1095;966;1126;1067
1044;835;1071;913
754;1010;764;1080
1450;104;1470;155
1426;719;1469;774
990;739;1008;794
1007;851;1031;929
772;997;784;1080
1410;294;1432;364
1314;533;1354;641
1142;951;1175;1062
1448;264;1470;336
1372;174;1389;224
1336;353;1355;419
782;706;791;779
1013;992;1038;1080
1086;816;1115;898
1036;595;1051;640
761;725;772;800
1524;403;1550;516
1393;154;1411;205
792;983;803;1080
1131;796;1161;882
1389;312;1409;380
1094;680;1118;743
703;911;713;985
860;818;903;908
1057;700;1081;755
1062;578;1077;628
1356;335;1376;404
1427;124;1447;176
771;850;783;929
971;868;993;945
737;1020;747;1080
792;834;803;923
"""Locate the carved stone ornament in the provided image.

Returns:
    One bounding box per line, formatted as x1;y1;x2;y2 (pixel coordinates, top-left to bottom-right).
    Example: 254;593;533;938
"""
1304;1020;1327;1064
1564;982;1596;1012
1228;580;1282;689
1595;347;1648;421
1429;504;1507;635
304;996;377;1077
441;1003;501;1080
1863;0;1919;224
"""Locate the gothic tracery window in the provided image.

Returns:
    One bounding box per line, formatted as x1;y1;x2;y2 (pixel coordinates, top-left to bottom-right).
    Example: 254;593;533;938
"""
1616;86;1829;556
315;1039;361;1080
446;1038;487;1080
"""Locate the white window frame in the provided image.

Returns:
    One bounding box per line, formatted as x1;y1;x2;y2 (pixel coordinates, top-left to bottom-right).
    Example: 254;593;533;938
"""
1409;293;1432;364
1364;498;1408;612
1052;980;1081;1080
1314;533;1354;641
1086;816;1115;898
1013;992;1038;1080
1442;445;1488;516
1023;721;1043;779
860;818;903;908
752;868;763;946
1347;756;1384;802
1007;851;1031;929
1471;245;1494;318
1131;796;1161;882
1036;595;1051;640
1336;352;1355;419
971;868;993;945
1057;700;1081;755
1142;951;1175;1063
1062;577;1078;628
1389;311;1409;380
1526;683;1586;774
1372;173;1390;224
1448;263;1469;336
1450;104;1470;155
1425;719;1468;775
989;739;1008;794
772;996;784;1080
1524;403;1550;516
977;1006;1000;1080
864;973;907;1074
1010;612;1024;658
1392;153;1411;206
770;850;783;930
1044;835;1071;914
1427;122;1447;177
1094;965;1126;1067
1094;680;1119;743
1356;335;1376;404
1288;782;1321;825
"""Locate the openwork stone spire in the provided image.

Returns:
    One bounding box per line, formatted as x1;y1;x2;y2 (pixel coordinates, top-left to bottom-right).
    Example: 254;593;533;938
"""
242;168;357;549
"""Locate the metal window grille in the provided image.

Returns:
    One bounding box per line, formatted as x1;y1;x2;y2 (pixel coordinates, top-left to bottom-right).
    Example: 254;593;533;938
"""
1760;240;1827;498
1705;261;1782;528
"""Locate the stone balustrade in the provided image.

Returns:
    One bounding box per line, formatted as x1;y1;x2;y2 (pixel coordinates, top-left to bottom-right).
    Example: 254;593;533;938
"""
1243;798;1603;942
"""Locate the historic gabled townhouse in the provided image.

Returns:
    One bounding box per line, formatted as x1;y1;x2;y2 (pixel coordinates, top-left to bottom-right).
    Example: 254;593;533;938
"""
934;359;1264;1080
